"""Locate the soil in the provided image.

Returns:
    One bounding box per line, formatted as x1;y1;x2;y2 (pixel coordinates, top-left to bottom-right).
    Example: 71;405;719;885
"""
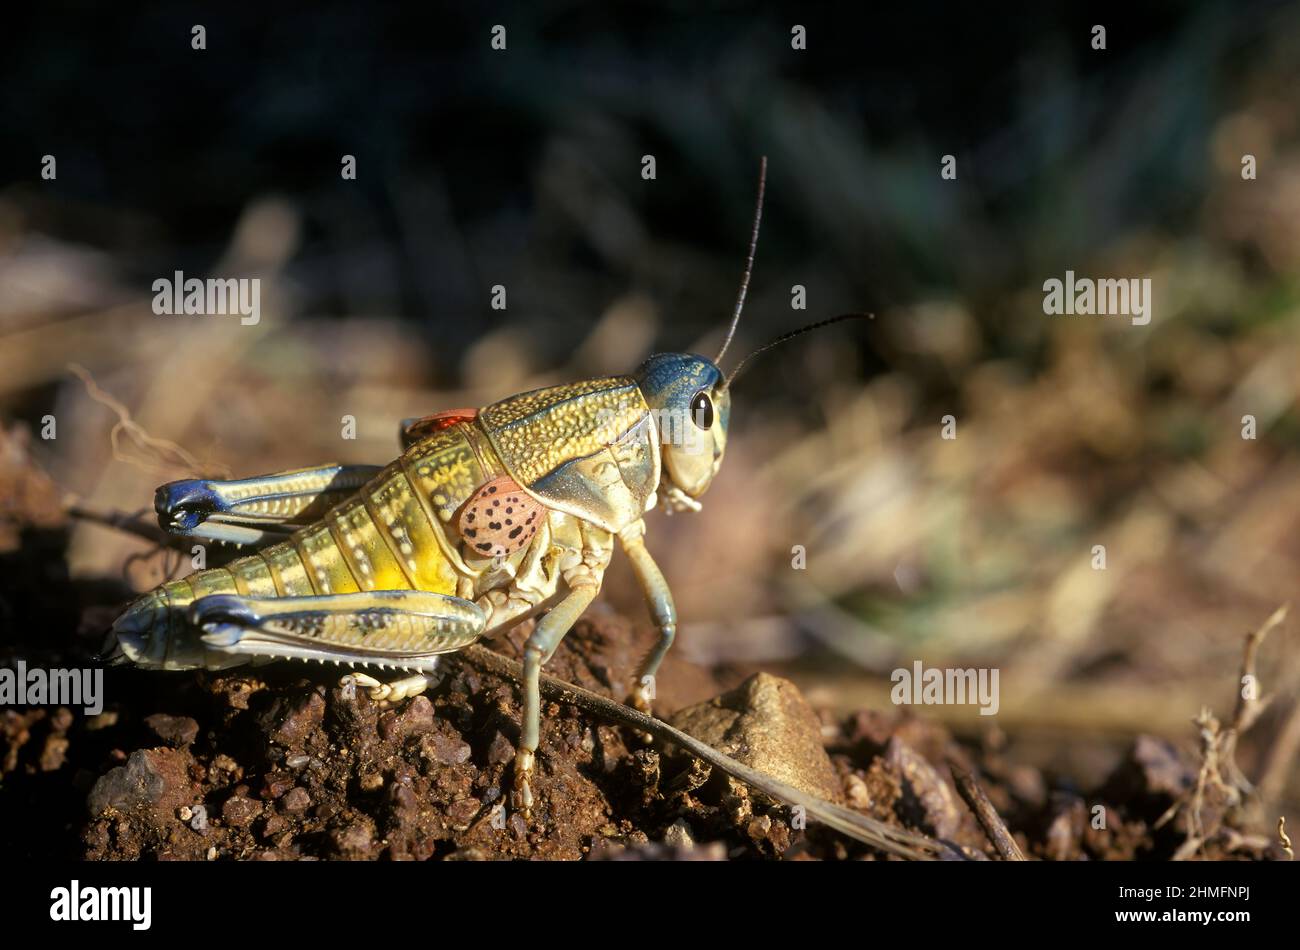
0;423;1285;861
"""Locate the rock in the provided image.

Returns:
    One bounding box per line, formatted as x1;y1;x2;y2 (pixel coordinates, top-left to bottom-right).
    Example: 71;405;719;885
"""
844;709;894;752
50;707;74;732
212;677;258;711
379;696;436;741
261;771;294;800
746;813;793;853
388;783;419;821
210;754;240;779
845;772;872;810
661;818;695;848
260;814;287;839
280;787;311;813
444;798;479;830
331;820;377;859
486;731;515;766
260;691;325;749
1004;764;1047;809
84;711;118;731
420;732;472;766
1043;793;1087;861
668;673;843;804
87;748;191;817
40;734;69;771
145;713;200;748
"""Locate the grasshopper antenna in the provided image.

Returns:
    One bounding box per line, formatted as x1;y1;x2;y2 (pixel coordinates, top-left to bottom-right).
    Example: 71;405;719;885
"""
725;312;874;388
714;155;767;367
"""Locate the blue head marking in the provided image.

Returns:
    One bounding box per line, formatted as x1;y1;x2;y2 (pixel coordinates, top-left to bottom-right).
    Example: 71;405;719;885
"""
635;353;730;501
636;353;724;407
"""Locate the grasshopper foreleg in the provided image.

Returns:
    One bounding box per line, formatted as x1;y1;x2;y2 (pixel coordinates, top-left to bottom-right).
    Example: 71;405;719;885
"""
187;589;486;697
617;519;677;713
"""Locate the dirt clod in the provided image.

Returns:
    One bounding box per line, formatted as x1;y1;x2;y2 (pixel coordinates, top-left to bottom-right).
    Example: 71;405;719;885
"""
145;713;200;748
222;795;261;828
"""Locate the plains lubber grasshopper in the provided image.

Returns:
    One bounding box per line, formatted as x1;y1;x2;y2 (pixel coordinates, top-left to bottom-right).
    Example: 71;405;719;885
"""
102;158;868;819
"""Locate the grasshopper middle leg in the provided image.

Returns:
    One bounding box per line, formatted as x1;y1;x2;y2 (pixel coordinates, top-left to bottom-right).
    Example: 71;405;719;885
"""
510;521;613;819
512;582;599;817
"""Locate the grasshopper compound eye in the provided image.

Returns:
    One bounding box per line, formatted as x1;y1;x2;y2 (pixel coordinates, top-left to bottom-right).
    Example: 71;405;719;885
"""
691;390;714;430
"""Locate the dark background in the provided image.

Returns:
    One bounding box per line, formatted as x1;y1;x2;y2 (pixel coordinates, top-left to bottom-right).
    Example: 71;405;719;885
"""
4;2;1274;369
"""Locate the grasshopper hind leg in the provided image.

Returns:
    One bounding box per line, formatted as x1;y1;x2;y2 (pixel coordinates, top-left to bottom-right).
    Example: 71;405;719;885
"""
188;589;486;697
343;669;441;703
156;463;383;548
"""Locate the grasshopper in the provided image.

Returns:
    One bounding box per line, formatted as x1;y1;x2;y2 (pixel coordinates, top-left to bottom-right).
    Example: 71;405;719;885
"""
102;158;866;817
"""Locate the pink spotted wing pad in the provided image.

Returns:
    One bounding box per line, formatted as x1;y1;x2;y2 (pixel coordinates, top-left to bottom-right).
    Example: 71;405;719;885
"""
457;475;543;558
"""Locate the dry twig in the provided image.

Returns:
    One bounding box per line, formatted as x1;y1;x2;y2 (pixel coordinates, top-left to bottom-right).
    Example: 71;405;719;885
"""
950;762;1026;860
1157;604;1290;859
67;363;228;478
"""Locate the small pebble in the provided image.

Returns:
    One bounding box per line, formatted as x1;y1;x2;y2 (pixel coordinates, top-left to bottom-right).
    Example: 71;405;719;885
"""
845;773;871;810
280;787;311;813
446;798;481;830
84;711;119;731
421;732;472;766
662;819;695;848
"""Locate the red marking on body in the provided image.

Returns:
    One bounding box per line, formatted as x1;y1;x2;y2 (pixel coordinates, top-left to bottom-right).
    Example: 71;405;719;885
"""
403;408;479;445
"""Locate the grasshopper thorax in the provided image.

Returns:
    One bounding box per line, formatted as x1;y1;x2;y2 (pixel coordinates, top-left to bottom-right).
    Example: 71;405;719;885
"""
635;353;730;506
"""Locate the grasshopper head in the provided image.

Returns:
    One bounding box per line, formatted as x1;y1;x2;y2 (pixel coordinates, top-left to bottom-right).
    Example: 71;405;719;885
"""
635;353;730;509
630;157;867;513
